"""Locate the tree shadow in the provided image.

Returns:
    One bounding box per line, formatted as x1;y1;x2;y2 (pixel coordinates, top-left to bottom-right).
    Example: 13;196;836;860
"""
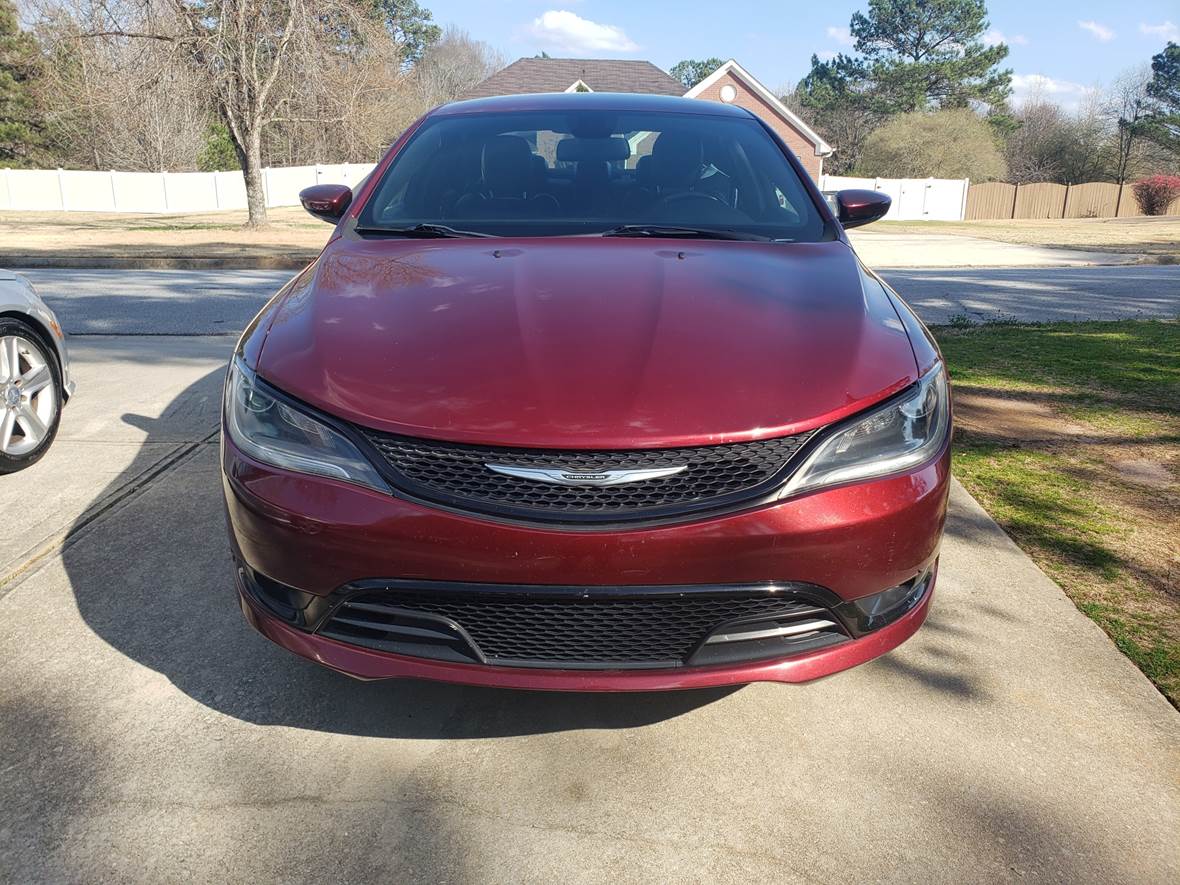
60;368;737;739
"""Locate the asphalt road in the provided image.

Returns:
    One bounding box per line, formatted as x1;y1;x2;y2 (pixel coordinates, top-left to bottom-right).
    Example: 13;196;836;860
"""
16;264;1180;335
1;337;1177;882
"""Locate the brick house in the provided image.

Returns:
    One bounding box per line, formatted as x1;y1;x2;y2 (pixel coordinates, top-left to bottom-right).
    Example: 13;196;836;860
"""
462;57;832;179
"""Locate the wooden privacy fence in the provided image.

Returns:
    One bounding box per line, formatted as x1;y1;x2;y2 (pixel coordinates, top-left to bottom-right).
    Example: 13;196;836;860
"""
965;181;1179;220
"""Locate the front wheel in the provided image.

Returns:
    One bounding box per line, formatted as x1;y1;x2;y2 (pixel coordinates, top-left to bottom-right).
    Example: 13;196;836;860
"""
0;318;63;474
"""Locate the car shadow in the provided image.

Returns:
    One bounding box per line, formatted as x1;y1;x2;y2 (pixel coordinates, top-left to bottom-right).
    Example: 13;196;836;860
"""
61;367;738;739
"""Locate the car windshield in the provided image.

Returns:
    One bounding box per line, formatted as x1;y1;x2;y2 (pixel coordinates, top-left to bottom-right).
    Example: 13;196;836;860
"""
356;109;829;241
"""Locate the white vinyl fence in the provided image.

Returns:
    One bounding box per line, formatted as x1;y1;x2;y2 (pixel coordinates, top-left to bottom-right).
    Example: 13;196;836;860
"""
1;165;969;221
0;163;377;213
819;175;969;221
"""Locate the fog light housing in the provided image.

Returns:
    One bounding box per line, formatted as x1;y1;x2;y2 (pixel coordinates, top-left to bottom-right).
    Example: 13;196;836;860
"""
237;565;330;628
838;566;935;636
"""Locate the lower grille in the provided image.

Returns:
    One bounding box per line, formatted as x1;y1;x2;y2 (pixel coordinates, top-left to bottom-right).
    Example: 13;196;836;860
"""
318;584;849;669
359;431;814;524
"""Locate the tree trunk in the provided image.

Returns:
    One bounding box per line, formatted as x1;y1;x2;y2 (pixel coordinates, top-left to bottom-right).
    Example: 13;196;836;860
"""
235;126;268;228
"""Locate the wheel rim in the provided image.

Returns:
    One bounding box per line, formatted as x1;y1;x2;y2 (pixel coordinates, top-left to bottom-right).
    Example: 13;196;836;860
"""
0;335;57;457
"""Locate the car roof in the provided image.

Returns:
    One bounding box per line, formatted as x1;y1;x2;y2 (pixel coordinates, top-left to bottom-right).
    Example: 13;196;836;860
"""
431;92;757;119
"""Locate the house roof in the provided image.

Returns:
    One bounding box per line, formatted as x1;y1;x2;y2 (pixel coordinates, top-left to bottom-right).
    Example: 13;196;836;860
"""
684;59;833;157
460;58;685;100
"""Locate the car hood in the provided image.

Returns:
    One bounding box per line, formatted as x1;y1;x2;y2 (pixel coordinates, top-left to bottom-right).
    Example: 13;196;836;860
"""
257;237;918;448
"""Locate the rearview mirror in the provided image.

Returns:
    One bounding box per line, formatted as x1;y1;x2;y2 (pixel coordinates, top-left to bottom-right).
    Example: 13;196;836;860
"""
299;184;353;224
834;189;891;228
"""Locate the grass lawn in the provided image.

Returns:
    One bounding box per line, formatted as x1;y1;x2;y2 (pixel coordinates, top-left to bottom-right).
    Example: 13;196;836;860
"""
882;217;1180;262
935;320;1180;706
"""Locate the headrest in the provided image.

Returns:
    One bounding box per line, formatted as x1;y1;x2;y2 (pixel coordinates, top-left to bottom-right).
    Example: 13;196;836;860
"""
650;132;704;187
556;137;631;163
482;135;534;196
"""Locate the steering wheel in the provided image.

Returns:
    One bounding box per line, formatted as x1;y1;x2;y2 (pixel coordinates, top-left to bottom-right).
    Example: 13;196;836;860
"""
651;190;731;211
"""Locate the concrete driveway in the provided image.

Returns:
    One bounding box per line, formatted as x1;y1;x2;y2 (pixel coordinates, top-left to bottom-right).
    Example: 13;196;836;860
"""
1;336;1178;883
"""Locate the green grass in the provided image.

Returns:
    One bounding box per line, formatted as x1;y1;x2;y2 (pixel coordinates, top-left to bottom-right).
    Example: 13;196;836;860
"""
938;320;1180;405
935;320;1180;706
952;446;1126;579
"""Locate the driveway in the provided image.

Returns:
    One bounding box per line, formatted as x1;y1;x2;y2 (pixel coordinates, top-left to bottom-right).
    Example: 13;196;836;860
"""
15;264;1180;335
848;230;1140;268
1;334;1178;882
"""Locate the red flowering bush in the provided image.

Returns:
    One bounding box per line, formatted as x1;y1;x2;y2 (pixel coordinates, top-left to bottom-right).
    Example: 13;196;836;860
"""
1132;176;1180;216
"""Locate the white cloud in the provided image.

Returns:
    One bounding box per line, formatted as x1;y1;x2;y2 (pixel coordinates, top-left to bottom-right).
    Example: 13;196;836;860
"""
826;25;854;46
1011;73;1098;110
1140;21;1179;42
983;29;1028;47
527;10;639;53
1077;20;1115;42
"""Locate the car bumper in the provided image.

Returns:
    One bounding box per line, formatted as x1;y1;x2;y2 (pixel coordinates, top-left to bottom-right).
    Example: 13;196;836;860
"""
237;571;934;690
223;435;950;689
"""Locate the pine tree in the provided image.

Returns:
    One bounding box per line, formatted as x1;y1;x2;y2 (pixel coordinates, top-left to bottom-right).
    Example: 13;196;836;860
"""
850;0;1012;114
0;0;44;166
1141;43;1180;158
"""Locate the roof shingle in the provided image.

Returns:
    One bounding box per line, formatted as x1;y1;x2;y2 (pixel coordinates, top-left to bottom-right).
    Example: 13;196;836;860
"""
461;58;685;100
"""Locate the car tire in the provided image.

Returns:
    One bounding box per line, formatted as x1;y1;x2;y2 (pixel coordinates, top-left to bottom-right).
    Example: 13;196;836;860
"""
0;317;63;474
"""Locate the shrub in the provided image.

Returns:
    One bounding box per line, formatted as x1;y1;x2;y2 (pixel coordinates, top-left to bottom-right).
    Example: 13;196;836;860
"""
1132;176;1180;216
854;108;1007;181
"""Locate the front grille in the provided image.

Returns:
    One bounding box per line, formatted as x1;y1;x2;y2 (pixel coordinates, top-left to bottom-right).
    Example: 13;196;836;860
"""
319;586;848;669
360;431;813;523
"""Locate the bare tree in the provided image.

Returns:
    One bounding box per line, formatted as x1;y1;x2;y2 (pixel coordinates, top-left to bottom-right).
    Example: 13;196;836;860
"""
43;0;407;226
413;26;503;110
33;4;210;171
1005;99;1069;182
1107;65;1153;183
167;0;311;226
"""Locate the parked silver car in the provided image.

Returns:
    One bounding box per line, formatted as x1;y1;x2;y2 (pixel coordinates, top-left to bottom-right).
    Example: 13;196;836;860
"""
0;271;74;473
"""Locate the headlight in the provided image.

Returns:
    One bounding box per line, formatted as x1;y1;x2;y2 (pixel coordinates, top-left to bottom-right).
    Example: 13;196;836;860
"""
224;357;389;492
782;363;949;497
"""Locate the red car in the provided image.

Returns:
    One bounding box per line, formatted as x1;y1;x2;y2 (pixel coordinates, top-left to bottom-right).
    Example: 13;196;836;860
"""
222;93;951;691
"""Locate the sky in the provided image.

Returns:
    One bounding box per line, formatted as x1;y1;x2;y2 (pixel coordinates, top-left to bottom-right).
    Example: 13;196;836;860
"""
423;1;1180;109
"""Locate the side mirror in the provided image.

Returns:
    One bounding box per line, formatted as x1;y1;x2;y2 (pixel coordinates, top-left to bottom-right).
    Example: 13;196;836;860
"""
834;189;891;228
299;184;352;224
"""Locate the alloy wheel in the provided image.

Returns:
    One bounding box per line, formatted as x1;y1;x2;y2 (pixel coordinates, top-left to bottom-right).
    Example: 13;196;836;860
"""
0;334;57;457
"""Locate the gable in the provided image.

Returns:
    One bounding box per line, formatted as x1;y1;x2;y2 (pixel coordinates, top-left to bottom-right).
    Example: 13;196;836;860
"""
684;60;832;157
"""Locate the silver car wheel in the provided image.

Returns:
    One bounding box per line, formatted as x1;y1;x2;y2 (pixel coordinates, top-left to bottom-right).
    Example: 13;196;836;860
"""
0;334;57;457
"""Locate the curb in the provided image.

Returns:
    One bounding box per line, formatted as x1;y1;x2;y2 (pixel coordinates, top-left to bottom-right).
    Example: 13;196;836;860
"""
0;255;313;271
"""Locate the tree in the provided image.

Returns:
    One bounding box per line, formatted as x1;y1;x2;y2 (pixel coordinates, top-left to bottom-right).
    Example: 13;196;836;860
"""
197;123;240;171
1108;66;1154;183
58;0;404;226
856;108;1006;179
0;0;45;166
414;26;503;109
1141;42;1180;158
669;57;724;89
793;53;880;175
850;0;1012;113
1004;99;1070;182
366;0;439;67
1056;91;1113;183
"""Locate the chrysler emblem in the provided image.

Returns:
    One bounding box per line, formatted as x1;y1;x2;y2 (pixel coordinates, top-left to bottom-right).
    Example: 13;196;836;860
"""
485;464;687;486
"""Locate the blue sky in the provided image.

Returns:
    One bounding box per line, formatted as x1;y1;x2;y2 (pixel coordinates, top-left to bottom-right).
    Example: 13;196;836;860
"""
425;1;1180;108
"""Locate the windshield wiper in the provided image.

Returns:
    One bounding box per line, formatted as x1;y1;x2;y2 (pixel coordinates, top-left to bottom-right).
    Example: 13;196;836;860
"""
600;224;770;241
355;223;495;239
